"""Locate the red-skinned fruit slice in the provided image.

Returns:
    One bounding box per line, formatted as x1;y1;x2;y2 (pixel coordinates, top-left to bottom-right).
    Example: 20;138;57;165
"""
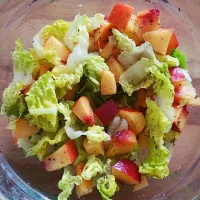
169;67;186;87
118;108;146;134
72;96;95;126
172;106;189;132
112;159;141;184
13;119;39;144
135;9;160;40
94;100;119;125
106;130;137;157
108;2;134;31
42;140;78;172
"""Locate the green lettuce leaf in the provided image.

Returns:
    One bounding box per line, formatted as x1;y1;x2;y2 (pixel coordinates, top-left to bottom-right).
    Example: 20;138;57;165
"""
97;175;119;200
112;29;136;52
147;66;174;108
58;167;82;200
84;55;109;92
171;49;187;69
156;55;179;67
86;13;105;33
64;14;104;51
81;155;104;180
52;62;85;99
65;125;110;143
119;58;154;96
12;39;36;85
30;128;68;160
32;26;62;65
1;83;27;117
25;72;58;132
164;130;179;143
139;99;170;179
42;19;71;41
17;128;68;160
41;48;61;65
74;138;87;166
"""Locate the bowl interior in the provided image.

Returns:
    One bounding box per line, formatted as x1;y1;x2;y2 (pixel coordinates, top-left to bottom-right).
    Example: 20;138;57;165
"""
0;0;200;199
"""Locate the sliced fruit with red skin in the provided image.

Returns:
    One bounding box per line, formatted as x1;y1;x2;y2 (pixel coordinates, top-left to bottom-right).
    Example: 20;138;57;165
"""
142;28;175;55
94;100;119;126
169;67;186;87
94;21;115;42
135;9;160;40
106;130;137;157
37;65;50;79
108;2;134;31
89;37;99;52
112;159;141;184
13;119;39;144
76;162;93;197
21;81;35;96
83;138;104;155
133;175;149;192
172;106;189;132
118;108;146;134
166;32;179;55
42;140;78;172
72;96;95;126
124;15;144;45
100;42;113;59
63;84;80;101
107;56;125;83
174;84;197;105
43;36;70;62
101;71;117;95
187;97;200;106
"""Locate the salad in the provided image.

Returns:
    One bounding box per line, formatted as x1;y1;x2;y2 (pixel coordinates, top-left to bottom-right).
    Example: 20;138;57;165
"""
1;2;200;200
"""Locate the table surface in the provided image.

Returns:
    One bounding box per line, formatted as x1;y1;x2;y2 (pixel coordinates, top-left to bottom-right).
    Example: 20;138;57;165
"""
0;0;200;200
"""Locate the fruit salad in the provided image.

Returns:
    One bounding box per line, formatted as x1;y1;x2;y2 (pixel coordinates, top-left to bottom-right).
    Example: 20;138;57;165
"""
1;2;200;200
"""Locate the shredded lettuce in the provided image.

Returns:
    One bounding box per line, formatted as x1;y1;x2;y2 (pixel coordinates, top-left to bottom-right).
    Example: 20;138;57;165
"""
139;99;170;179
65;125;110;143
32;26;62;65
17;128;68;160
171;49;187;69
97;175;119;200
86;13;105;33
30;128;67;160
119;58;154;96
25;72;58;132
164;130;179;143
84;55;109;92
81;155;104;180
64;14;104;51
12;39;36;85
112;29;136;52
42;19;71;41
58;167;82;200
156;55;179;67
53;62;85;99
113;29;161;69
147;66;174;108
1;83;27;117
74;138;87;166
63;13;104;73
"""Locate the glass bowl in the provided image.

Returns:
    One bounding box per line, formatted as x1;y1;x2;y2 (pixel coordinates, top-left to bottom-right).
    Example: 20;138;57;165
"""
0;0;200;199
